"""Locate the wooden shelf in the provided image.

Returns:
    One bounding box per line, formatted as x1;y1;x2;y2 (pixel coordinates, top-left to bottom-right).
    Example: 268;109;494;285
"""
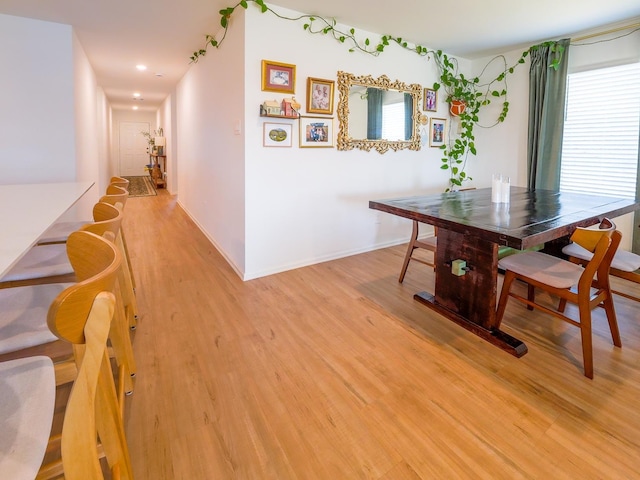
259;105;299;119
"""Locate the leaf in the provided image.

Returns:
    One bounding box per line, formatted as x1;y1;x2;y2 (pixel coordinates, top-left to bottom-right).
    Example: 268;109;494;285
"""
221;17;227;28
240;0;248;8
441;165;450;170
365;38;370;46
350;28;355;34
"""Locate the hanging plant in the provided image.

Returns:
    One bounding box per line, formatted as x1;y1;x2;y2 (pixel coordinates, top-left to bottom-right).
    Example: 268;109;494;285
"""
192;0;564;190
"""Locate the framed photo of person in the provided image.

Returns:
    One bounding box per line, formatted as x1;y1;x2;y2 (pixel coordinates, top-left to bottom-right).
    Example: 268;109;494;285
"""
299;116;334;148
429;118;446;147
306;77;335;115
423;88;437;112
262;60;296;94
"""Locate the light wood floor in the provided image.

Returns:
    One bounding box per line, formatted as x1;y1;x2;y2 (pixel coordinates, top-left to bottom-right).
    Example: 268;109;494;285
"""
123;191;640;480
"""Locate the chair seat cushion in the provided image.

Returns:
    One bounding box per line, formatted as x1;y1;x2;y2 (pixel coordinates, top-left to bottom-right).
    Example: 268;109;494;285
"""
563;242;640;273
0;284;71;354
0;356;55;480
499;251;584;289
1;244;72;282
36;220;89;244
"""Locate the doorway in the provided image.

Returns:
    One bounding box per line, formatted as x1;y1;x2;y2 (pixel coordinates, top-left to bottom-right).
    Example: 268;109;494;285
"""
119;122;150;176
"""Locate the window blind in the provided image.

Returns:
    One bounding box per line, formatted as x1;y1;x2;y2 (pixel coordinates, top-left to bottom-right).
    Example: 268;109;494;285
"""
560;62;640;199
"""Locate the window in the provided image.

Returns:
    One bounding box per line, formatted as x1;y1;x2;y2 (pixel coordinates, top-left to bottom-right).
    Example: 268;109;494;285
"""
560;62;640;199
381;102;405;141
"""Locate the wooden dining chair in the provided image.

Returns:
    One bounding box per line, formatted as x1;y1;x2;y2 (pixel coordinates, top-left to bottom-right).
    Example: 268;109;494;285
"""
562;223;640;303
495;219;621;378
398;188;477;283
0;231;133;479
0;224;136;397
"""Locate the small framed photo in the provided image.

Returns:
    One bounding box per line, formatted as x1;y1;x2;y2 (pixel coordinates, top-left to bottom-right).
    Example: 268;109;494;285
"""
263;122;293;147
262;60;296;94
424;88;437;112
429;118;446;147
299;116;334;148
306;77;335;115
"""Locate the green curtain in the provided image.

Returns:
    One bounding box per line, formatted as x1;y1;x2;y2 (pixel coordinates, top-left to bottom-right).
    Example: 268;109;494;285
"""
366;88;383;140
404;93;413;141
527;38;570;191
634;134;640;254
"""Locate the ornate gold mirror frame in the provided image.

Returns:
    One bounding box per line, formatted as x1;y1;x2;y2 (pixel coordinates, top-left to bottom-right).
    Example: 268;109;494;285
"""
336;71;423;154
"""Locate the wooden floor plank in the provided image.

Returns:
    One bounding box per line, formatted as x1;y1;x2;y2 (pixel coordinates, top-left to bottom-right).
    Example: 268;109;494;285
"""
121;191;640;479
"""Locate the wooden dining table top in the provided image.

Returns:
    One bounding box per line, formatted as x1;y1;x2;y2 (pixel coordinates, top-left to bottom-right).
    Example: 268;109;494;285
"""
0;181;94;277
369;187;639;249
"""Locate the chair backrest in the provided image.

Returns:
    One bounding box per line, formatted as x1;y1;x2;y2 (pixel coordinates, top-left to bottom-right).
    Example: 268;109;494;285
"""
100;185;129;211
109;176;130;190
48;231;121;344
571;219;618;292
79;202;123;246
46;231;133;479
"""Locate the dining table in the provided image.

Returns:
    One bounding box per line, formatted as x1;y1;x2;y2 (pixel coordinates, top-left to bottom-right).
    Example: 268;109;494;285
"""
0;181;95;277
369;187;639;356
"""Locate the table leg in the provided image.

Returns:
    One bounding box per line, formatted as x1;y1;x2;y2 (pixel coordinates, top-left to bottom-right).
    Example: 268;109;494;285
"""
414;229;527;357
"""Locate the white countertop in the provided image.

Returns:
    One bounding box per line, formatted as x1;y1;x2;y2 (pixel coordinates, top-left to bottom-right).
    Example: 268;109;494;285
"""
0;182;94;277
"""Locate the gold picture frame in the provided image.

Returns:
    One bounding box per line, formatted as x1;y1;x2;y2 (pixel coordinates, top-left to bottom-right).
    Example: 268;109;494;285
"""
261;60;296;94
424;88;437;112
306;77;335;115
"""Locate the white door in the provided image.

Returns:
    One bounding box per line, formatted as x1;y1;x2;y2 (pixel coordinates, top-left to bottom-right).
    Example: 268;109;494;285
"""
119;122;150;176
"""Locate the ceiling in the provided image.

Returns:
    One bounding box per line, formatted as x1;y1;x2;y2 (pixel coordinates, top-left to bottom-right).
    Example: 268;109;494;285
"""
2;0;639;112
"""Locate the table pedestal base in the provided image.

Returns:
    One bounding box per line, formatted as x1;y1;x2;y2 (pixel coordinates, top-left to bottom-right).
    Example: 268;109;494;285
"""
414;292;528;357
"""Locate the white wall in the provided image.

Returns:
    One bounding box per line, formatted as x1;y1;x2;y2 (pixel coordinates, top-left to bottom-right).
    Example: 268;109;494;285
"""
0;14;76;185
176;8;639;279
176;8;247;275
241;6;518;279
72;30;105;214
0;14;108;222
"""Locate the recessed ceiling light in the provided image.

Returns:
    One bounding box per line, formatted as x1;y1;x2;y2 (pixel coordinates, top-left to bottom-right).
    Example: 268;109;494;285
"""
132;106;139;110
136;64;147;71
133;92;141;97
155;73;163;77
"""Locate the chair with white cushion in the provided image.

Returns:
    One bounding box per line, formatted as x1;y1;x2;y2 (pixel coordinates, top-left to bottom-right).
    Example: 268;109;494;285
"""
0;232;133;479
495;219;621;379
0;356;55;480
0;226;136;397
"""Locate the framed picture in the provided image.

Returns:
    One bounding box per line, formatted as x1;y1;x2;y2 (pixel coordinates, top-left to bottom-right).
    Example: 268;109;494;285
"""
263;122;293;147
262;60;296;94
306;77;335;115
299;116;334;148
429;118;446;147
424;88;437;112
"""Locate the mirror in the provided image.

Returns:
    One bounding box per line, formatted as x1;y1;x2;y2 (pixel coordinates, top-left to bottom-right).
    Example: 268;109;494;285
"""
337;71;423;153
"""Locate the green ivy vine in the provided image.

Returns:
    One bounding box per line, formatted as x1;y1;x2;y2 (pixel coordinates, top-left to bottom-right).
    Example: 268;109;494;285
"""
191;0;564;190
